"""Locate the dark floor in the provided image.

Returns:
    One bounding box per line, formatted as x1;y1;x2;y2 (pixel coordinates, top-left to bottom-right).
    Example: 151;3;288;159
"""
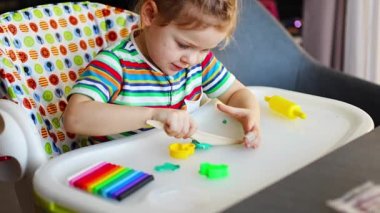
0;182;22;213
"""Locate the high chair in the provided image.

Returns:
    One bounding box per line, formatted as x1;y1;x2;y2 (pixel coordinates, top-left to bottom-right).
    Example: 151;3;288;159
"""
0;2;139;211
2;0;380;212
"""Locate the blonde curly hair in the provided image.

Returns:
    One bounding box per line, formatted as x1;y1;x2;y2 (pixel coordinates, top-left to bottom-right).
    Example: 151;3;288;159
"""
136;0;238;47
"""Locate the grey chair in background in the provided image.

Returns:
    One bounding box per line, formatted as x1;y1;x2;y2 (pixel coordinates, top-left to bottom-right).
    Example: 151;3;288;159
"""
215;0;380;127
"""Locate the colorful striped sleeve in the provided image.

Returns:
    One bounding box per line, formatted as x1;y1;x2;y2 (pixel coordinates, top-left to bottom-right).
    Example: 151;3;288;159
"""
71;50;123;103
201;51;236;98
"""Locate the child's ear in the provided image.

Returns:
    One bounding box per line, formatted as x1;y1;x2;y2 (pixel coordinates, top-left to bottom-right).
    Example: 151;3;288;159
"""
140;0;159;27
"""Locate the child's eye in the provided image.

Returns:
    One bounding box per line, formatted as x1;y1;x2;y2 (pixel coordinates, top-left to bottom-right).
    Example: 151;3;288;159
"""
177;42;190;49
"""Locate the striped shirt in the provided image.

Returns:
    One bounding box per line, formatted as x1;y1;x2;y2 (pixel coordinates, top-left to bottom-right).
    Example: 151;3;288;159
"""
71;34;235;142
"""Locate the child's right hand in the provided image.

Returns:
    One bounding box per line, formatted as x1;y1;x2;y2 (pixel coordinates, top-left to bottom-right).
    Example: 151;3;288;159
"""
151;109;197;139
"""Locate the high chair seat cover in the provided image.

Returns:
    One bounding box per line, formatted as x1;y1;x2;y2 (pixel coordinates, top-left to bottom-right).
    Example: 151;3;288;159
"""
0;1;139;158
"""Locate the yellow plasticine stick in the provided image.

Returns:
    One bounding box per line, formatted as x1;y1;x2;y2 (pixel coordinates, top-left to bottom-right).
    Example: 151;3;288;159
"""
265;95;306;119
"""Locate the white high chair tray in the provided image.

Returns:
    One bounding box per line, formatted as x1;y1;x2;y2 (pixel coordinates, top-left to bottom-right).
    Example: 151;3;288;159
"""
33;86;374;212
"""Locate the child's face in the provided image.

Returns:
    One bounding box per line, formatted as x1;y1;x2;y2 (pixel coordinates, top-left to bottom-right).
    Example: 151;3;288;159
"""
143;22;227;76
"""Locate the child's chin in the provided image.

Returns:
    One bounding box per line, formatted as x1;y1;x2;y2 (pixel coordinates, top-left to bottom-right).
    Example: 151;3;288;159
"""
163;70;178;76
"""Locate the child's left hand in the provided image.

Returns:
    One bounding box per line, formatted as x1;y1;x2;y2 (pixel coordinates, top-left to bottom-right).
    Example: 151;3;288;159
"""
216;103;261;149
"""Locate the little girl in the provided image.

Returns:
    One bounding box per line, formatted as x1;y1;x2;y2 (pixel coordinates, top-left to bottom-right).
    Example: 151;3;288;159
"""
63;0;261;148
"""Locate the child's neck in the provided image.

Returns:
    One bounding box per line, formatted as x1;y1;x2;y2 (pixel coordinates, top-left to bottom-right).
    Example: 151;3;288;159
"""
133;29;149;61
132;29;162;73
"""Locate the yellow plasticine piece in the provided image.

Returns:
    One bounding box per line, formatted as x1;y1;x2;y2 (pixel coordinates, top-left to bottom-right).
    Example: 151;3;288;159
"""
265;95;307;119
169;143;195;159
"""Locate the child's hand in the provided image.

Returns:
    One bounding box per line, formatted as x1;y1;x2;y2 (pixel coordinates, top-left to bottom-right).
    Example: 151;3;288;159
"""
217;103;261;149
152;109;197;139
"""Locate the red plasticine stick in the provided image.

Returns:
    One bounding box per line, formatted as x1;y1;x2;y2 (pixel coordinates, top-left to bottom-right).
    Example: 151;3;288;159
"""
84;165;121;191
68;162;107;186
73;163;116;190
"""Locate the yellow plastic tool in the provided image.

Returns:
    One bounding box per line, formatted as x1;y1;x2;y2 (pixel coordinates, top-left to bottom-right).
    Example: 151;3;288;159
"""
265;95;307;119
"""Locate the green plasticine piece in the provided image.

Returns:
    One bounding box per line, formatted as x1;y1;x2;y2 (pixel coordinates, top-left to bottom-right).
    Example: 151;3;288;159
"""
222;119;227;124
191;140;212;150
199;162;229;179
154;162;180;172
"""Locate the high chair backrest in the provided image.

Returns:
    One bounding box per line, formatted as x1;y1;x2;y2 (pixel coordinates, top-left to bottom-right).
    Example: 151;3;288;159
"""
0;1;139;158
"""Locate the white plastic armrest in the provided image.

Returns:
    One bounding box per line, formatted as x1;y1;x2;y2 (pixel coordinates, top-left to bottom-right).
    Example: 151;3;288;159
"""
0;99;48;182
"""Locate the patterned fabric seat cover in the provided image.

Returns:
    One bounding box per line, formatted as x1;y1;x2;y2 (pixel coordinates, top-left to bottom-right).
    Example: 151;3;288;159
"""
0;1;139;157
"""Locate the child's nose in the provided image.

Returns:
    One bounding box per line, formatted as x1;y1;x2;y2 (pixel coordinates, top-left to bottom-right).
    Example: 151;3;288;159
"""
180;53;198;66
